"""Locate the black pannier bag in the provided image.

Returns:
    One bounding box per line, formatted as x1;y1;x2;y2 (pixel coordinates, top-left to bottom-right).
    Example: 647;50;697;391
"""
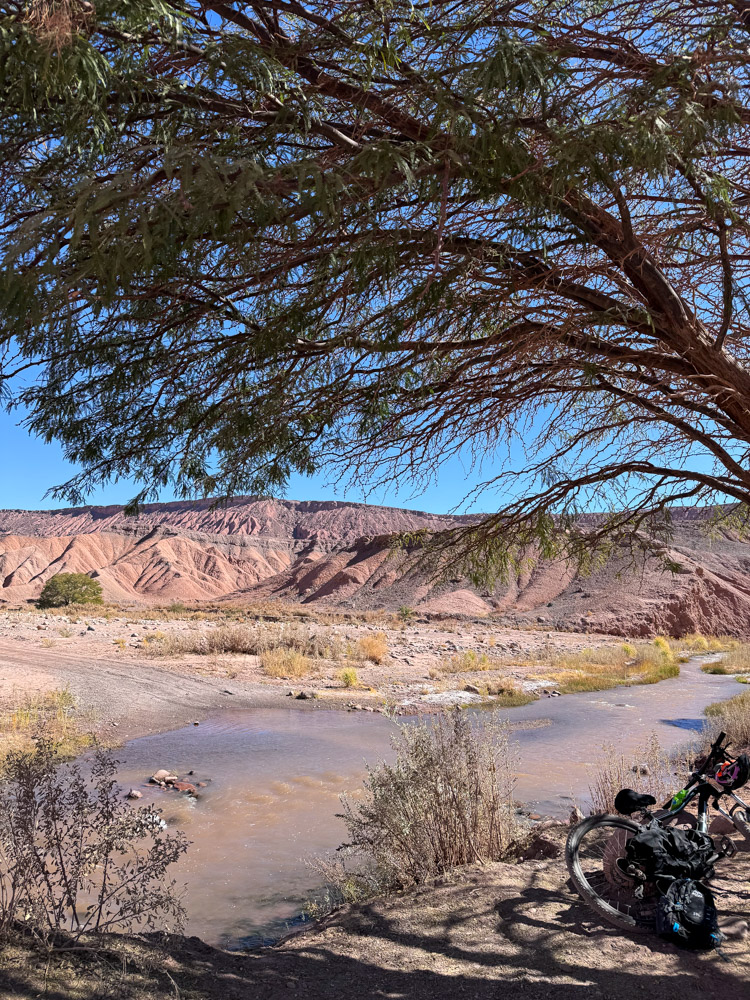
655;878;723;950
625;820;715;881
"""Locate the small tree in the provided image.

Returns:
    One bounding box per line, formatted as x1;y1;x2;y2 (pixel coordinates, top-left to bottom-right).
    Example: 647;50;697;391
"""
37;573;103;608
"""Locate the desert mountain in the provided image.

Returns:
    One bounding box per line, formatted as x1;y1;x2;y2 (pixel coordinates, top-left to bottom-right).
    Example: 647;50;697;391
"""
2;498;750;635
0;498;473;605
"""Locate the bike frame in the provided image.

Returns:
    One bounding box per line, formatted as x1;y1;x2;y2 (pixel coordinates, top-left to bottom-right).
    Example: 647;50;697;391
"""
664;781;750;835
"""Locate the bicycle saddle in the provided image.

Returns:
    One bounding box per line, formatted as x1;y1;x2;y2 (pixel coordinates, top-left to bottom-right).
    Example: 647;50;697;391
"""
614;788;657;815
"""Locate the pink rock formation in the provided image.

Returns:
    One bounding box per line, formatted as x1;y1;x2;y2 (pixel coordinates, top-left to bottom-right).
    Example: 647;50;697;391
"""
2;497;750;635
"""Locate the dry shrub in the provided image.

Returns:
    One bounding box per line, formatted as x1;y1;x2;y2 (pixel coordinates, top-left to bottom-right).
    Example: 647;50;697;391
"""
704;690;750;751
260;647;312;678
588;733;681;814
339;667;359;688
356;632;388;664
336;711;521;891
441;649;493;673
0;739;187;946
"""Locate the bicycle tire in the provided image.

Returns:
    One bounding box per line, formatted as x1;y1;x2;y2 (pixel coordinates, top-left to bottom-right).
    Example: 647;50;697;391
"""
566;814;655;932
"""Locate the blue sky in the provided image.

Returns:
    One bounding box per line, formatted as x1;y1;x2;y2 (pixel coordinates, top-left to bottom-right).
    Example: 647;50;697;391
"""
0;405;493;513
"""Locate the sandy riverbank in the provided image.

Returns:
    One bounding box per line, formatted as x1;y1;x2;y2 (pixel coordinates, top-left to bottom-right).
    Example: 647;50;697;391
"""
0;606;634;740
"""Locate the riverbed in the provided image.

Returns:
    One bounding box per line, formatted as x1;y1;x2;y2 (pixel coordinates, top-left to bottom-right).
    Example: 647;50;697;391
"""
110;655;742;948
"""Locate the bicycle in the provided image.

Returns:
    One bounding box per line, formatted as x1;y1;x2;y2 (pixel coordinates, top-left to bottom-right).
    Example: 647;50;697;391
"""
566;731;750;932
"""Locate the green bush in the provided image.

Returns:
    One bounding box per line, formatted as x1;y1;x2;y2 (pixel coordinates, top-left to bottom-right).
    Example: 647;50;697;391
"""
37;573;103;608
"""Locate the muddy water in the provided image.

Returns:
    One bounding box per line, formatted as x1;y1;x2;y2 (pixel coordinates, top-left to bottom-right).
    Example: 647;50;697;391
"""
112;656;742;948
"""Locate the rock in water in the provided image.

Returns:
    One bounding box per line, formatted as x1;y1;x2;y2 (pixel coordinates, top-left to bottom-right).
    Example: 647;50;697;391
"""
172;781;198;795
126;789;143;800
151;769;178;784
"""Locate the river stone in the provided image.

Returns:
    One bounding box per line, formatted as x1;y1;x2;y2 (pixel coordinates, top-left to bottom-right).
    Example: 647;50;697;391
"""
151;769;178;783
173;781;198;795
126;789;143;800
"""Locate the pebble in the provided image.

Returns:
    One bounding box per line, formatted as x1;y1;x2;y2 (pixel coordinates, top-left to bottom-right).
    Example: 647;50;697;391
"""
126;789;143;800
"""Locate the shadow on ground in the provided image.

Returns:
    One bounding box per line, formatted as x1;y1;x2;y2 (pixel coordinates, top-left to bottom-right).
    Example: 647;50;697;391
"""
1;837;748;1000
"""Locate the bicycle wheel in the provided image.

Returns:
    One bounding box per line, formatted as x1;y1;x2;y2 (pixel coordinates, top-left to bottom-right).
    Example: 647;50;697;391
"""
566;815;658;932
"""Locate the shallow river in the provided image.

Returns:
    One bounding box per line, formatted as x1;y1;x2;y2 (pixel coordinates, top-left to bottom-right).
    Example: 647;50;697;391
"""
111;655;742;948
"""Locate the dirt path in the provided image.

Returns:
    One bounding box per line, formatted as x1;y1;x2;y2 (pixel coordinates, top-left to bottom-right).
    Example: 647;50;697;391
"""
0;639;298;742
2;827;748;999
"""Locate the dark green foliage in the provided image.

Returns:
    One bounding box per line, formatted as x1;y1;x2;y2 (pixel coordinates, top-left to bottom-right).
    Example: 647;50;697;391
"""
37;572;103;607
2;2;750;575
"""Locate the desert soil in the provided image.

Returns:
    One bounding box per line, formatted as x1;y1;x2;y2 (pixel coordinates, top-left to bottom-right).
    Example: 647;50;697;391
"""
2;824;748;1000
0;608;628;737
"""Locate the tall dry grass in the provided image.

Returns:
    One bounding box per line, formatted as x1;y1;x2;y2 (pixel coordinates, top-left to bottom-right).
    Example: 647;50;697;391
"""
704;690;750;750
701;644;750;675
440;650;494;673
356;632;389;664
588;734;681;814
142;622;345;660
0;689;91;770
545;640;678;694
260;648;312;678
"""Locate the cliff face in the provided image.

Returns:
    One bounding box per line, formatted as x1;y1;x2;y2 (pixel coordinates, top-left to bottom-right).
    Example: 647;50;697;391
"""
2;498;750;636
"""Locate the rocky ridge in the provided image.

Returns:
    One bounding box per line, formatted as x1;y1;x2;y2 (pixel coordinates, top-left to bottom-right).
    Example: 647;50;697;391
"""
3;498;750;635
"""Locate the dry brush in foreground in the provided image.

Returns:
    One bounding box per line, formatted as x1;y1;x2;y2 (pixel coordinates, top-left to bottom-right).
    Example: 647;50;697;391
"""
0;740;187;949
311;711;523;913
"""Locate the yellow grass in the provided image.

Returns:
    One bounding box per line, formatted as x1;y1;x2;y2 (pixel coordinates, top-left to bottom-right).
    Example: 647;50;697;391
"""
681;633;739;653
544;641;678;694
441;650;494;673
339;667;359;688
0;688;92;770
356;632;388;664
260;648;312;679
701;644;750;675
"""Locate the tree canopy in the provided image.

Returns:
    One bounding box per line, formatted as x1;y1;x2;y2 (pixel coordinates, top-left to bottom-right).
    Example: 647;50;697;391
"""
37;572;103;607
3;1;750;574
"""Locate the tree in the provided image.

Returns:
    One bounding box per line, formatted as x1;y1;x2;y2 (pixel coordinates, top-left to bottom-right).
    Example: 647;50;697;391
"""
37;572;103;608
3;1;750;575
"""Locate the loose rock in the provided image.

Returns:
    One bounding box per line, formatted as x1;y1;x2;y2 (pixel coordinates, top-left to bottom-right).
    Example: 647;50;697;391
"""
151;769;178;784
